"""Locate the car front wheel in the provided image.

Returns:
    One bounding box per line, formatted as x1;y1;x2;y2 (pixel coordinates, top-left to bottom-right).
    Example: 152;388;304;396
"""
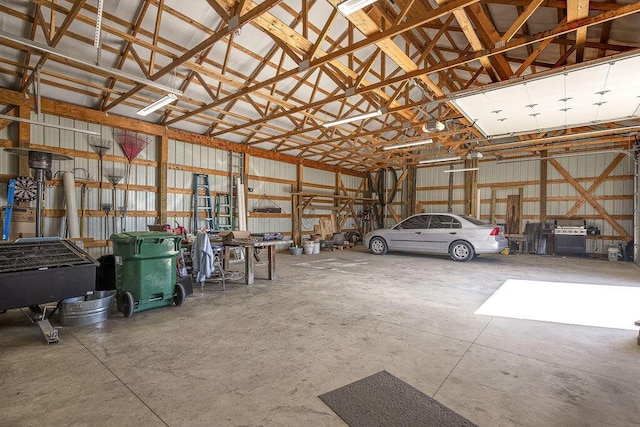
449;240;474;262
369;237;388;255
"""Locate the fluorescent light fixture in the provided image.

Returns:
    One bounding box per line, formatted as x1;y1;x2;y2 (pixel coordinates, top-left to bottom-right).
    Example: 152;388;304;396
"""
419;156;461;164
0;30;183;96
0;113;100;135
382;139;433;150
136;93;178;116
444;167;479;173
322;109;382;127
337;0;378;15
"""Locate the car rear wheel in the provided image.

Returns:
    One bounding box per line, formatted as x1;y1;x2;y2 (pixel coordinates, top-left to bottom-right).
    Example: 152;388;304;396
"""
449;240;474;262
369;237;388;255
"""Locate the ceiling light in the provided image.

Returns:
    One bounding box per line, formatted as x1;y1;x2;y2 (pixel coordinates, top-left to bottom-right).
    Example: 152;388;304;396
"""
467;151;484;159
382;139;433;150
422;120;445;132
444;167;479;173
136;93;178;116
419;156;461;164
337;0;378;15
0;113;100;135
322;109;382;127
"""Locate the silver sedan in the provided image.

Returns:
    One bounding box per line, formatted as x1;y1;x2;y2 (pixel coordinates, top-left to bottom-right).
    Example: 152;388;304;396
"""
363;213;507;262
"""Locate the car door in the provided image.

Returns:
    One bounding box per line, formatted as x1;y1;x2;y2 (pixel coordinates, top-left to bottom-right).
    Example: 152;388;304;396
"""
386;215;430;251
422;214;462;253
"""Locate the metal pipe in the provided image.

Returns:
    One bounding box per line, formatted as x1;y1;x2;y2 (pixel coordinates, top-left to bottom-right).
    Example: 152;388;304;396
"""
34;169;44;237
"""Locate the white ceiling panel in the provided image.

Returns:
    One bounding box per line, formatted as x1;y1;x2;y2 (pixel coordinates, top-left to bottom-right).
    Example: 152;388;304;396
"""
452;53;640;137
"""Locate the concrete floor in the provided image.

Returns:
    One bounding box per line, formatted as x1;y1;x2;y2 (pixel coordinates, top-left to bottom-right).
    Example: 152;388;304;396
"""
1;249;639;426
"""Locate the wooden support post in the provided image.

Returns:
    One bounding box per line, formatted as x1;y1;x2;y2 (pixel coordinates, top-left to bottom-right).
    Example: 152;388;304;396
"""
18;106;31;177
465;159;478;216
291;163;303;246
158;133;168;224
490;188;497;224
406;165;416;218
540;150;547;225
448;165;454;213
518;186;524;234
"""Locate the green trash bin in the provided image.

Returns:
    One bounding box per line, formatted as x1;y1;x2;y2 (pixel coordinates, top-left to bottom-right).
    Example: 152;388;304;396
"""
111;231;185;317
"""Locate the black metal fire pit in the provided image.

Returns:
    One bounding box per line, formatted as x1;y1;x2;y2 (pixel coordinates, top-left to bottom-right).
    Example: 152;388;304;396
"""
0;238;98;312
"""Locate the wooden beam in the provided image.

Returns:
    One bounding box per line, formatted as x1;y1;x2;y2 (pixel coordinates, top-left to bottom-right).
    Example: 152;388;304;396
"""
565;153;625;217
540;150;547;224
292;163;303;246
158;132;168;223
548;158;630;239
105;0;286;111
21;0;87;91
149;0;164;75
500;0;545;43
567;0;590;62
18;105;30;178
0;87;365;177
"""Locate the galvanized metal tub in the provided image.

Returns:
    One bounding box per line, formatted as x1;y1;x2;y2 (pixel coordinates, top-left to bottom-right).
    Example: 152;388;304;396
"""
58;290;115;326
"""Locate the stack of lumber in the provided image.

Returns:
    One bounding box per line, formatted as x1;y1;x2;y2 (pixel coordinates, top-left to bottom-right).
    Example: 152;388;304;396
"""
313;214;338;239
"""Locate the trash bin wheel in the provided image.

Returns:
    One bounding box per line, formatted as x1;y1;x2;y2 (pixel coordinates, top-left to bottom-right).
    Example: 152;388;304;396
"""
174;282;186;306
122;292;135;318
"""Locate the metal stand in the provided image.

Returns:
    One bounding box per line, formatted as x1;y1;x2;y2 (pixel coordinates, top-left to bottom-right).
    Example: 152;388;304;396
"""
21;305;59;344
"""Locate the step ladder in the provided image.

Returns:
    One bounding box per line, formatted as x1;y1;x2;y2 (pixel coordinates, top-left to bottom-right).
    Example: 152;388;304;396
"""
192;174;215;233
215;194;232;230
2;179;16;241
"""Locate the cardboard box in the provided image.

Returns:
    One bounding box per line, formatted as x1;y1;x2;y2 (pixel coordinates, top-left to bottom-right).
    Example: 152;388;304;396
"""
219;230;251;241
6;221;36;240
2;207;36;223
2;207;36;240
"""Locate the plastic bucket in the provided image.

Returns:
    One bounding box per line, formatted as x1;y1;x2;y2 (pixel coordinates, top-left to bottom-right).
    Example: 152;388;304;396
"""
313;242;320;254
303;242;314;254
608;246;620;261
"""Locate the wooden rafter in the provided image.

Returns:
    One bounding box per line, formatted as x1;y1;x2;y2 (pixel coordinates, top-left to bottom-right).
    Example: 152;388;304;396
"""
21;0;87;92
567;0;590;62
104;0;286;111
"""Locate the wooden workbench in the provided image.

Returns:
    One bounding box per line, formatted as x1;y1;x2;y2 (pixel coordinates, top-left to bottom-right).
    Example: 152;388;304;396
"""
223;239;293;285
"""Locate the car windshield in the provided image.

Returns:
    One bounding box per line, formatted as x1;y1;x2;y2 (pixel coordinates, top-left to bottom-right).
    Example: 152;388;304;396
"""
459;215;488;226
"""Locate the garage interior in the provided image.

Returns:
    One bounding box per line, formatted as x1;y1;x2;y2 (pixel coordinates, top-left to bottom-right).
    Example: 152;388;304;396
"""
0;1;639;426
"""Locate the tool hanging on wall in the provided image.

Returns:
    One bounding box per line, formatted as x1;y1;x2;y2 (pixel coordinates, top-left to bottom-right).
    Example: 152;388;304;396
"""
105;167;124;235
114;130;150;230
72;168;93;238
252;194;282;213
89;137;112;214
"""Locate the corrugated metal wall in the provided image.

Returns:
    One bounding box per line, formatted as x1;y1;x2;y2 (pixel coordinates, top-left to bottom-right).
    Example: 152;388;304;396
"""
248;156;295;234
416;153;634;255
0;113;365;257
168;138;231;232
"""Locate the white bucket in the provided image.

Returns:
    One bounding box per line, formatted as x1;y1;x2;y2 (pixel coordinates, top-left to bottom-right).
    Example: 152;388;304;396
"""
303;242;314;255
608;246;620;261
313;242;320;254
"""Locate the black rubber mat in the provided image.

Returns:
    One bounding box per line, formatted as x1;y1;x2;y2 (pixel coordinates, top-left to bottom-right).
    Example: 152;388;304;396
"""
319;370;477;427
